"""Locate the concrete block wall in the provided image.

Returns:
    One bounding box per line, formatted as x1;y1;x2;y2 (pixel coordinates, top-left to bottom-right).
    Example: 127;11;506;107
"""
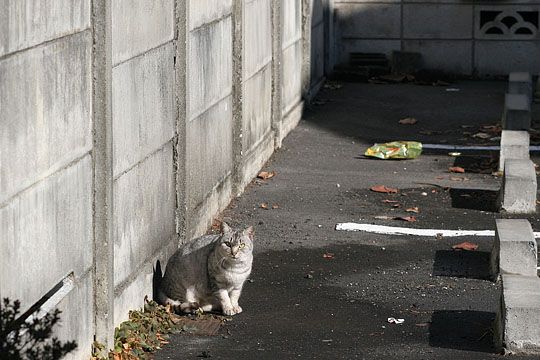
309;0;328;93
332;0;540;76
281;0;305;140
0;1;94;359
0;0;317;358
111;0;177;326
237;0;275;191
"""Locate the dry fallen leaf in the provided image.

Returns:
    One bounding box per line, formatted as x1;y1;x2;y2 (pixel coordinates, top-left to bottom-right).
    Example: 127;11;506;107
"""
399;117;418;125
405;207;419;213
382;199;400;203
472;132;490;139
397;216;417;222
452;241;479;251
449;166;465;173
323;253;335;259
260;203;269;209
257;171;276;180
370;185;399;194
272;204;279;209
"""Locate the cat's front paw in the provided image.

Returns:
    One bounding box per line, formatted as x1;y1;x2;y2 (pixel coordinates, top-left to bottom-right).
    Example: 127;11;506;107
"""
232;305;242;314
222;306;235;316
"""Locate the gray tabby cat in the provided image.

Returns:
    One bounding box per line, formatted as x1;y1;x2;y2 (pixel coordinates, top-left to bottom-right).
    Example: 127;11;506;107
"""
157;223;253;316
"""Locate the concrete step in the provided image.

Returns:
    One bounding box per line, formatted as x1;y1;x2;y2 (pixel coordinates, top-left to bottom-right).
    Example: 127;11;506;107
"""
499;130;530;172
490;219;537;278
500;159;537;213
502;93;531;131
496;274;540;354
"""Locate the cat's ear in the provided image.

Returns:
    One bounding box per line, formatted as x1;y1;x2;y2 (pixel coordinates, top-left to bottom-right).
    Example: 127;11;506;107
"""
221;222;232;234
243;226;254;240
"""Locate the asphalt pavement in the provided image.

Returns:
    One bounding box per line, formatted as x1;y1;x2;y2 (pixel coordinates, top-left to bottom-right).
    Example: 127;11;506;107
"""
155;81;540;360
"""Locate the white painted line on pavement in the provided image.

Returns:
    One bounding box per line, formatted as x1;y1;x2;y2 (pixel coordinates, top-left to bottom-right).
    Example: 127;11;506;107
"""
335;222;540;238
422;144;540;152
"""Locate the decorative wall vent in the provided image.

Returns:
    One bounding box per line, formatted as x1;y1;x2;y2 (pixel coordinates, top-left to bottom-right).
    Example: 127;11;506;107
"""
479;9;539;38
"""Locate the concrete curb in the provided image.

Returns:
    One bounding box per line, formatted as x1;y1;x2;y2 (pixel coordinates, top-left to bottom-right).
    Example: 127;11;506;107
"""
495;275;540;355
500;159;537;213
502;93;531;131
499;130;530;172
508;72;532;102
490;219;537;278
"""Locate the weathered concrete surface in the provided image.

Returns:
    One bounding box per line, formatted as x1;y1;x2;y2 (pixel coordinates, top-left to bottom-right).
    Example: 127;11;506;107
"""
403;40;472;75
403;4;472;39
188;0;232;31
500;159;537;214
496;275;540;355
243;0;272;80
113;225;177;326
0;0;91;56
502;93;531;131
332;2;540;76
336;3;401;39
282;40;303;115
111;0;174;65
0;31;92;203
112;42;175;176
475;41;540;77
188;17;233;120
56;273;94;360
0;155;93;312
282;0;302;48
508;72;532;100
499;130;530;172
113;144;176;287
490;219;537;277
243;68;272;152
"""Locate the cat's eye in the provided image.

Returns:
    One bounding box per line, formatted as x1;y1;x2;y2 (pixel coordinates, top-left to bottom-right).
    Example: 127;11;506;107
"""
239;243;245;249
224;241;231;247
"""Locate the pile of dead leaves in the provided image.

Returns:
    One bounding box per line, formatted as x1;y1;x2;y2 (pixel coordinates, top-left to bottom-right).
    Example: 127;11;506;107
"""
92;297;185;360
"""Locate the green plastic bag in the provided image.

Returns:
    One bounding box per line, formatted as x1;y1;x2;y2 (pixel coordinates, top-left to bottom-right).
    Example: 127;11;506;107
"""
365;141;422;160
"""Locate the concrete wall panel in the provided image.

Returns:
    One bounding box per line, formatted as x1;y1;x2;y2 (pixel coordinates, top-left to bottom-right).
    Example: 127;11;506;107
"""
311;0;324;26
0;0;90;56
311;21;325;86
57;274;94;360
114;263;153;325
403;40;472;74
0;31;92;203
475;41;540;76
113;144;175;287
112;43;175;177
282;40;303;114
242;65;272;152
243;0;272;80
188;18;233;120
112;0;174;65
187;97;233;211
403;4;473;39
0;156;92;312
189;0;232;31
283;0;302;48
336;3;401;39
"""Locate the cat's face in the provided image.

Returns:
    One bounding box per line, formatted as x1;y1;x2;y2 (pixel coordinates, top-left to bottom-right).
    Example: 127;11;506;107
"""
219;223;254;260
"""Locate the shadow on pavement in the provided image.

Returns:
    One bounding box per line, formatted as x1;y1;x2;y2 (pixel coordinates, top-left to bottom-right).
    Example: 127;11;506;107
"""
432;250;491;280
429;310;497;353
449;188;499;212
